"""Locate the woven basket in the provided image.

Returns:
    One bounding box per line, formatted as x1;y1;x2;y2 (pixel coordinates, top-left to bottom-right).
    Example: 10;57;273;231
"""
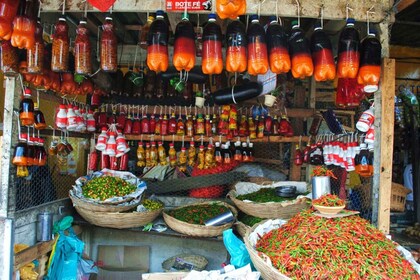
74;206;162;229
163;201;237;237
247;177;273;185
244;221;291;280
357;182;411;212
227;190;309;219
162;254;208;272
234;221;251;238
70;193;140;213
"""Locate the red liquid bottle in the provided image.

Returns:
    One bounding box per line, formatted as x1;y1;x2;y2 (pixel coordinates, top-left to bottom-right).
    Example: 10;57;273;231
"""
51;17;69;72
247;15;269;76
147;10;169;73
357;29;381;93
0;0;19;40
311;22;335;82
202;13;223;75
173;14;195;72
289;21;313;79
74;18;92;75
226;19;247;73
27;18;44;73
100;16;118;72
267;16;290;74
337;18;360;79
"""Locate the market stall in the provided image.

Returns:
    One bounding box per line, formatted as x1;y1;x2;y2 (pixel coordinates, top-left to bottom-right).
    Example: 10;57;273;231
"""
1;0;418;278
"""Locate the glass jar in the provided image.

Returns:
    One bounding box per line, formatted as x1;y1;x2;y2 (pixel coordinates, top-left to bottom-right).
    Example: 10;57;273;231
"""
34;102;47;130
12;134;28;166
0;0;20;40
27;19;44;73
51;17;69;72
74;18;91;75
0;39;18;75
100;16;117;72
19;88;34;126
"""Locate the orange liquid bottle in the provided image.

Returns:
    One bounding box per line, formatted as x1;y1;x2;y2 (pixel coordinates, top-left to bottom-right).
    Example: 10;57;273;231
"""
10;0;36;49
173;14;196;72
247;15;269;76
267;17;290;74
100;16;118;72
289;21;313;79
311;23;335;82
202;13;223;75
216;0;246;20
357;29;381;93
337;18;360;79
0;0;19;40
147;10;169;73
225;19;247;73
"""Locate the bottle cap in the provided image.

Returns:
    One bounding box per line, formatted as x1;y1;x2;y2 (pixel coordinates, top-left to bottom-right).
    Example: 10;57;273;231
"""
250;14;259;22
208;13;217;20
368;28;377;36
151;141;156;145
138;142;143;146
208;144;213;149
346;18;356;25
242;142;247;147
182;13;189;21
181;147;187;151
156;10;165;18
314;21;322;30
146;142;150;147
58;17;67;22
190;141;195;146
249;143;254;148
199;145;205;149
59;104;67;109
169;143;174;147
291;20;299;28
158;141;163;145
79;18;87;24
268;16;277;24
20;133;28;139
105;16;113;21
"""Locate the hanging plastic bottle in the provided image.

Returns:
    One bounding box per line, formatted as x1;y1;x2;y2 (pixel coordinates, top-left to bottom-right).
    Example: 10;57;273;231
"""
55;104;67;129
27;18;44;73
266;16;290;74
140;14;154;49
188;141;196;166
160;114;168;136
145;142;152;167
100;15;118;72
158;141;168;165
147;10;169;73
226;19;247;73
19;88;34;126
11;0;36;49
173;14;196;72
137;142;146;167
169;143;177;167
141;114;150;134
311;22;335;82
294;144;303;166
357;29;381;93
176;115;185;136
289;20;313;79
168;112;177;135
248;142;255;162
202;13;223;75
150;141;158;167
186;114;194;137
335;78;365;108
75;18;92;75
337;18;360;79
13;134;28;166
51;16;69;72
178;147;187;172
33;102;46;130
356;106;374;132
216;0;246;20
247;15;269;76
196;114;205;135
0;0;19;40
257;116;264;138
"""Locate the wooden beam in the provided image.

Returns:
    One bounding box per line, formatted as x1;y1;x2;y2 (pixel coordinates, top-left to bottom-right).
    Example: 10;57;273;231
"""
40;0;389;22
394;0;417;13
375;58;396;234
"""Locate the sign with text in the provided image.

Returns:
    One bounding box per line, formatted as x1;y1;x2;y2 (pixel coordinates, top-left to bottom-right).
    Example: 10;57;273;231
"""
166;0;212;11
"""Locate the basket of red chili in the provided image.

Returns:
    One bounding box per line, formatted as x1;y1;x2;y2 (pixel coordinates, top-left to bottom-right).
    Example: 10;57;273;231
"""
244;211;420;279
163;201;237;237
312;194;345;215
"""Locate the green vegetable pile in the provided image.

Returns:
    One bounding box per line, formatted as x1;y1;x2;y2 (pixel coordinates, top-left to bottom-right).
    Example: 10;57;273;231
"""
82;176;137;201
237;188;296;203
142;199;164;211
168;204;229;225
239;213;263;227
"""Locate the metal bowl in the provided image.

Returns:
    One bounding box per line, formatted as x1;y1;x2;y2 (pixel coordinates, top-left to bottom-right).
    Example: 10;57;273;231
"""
275;186;297;198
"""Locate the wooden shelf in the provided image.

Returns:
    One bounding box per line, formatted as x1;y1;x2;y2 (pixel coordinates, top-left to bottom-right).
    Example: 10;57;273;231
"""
124;134;309;143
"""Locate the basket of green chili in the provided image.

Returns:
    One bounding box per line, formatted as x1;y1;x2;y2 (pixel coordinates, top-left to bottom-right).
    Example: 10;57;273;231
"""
75;198;164;229
227;186;309;219
163;201;237;237
244;211;420;280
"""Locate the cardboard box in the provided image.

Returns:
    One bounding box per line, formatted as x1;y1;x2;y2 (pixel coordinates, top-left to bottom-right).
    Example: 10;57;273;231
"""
96;245;149;280
141;272;189;280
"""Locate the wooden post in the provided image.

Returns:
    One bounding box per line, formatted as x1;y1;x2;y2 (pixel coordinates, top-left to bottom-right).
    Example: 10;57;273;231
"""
373;58;396;234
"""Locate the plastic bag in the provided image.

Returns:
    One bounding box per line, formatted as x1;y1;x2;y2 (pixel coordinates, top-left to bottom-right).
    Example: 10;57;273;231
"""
222;229;250;268
45;217;85;280
77;258;98;280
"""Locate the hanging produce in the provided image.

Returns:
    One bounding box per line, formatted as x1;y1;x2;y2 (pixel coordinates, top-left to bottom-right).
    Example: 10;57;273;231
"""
225;19;247;73
11;0;37;50
310;23;335;82
357;29;381;93
266;17;290;74
337;18;360;79
26;18;43;73
74;18;92;75
247;15;269;76
0;0;19;40
202;13;223;75
51;17;69;72
60;73;77;95
173;14;196;72
288;21;313;79
100;15;118;72
215;0;246;20
147;10;169;73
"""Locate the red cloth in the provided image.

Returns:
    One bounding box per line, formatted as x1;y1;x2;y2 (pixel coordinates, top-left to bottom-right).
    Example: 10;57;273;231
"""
88;0;116;12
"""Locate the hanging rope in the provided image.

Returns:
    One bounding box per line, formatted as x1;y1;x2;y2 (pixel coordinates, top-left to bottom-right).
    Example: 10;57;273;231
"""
295;0;300;27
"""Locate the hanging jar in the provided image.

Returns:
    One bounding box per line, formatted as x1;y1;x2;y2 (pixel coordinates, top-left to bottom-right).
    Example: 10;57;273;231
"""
12;133;29;166
74;18;92;75
100;15;118;72
11;0;37;50
26;18;44;73
19;88;34;126
51;16;69;72
0;0;20;40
